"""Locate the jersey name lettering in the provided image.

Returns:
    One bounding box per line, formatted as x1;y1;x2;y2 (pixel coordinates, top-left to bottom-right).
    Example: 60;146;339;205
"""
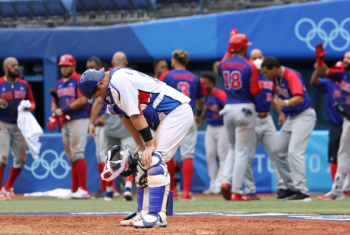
172;73;194;82
0;91;13;100
340;80;350;93
277;88;291;98
220;62;246;71
58;87;75;97
14;91;26;99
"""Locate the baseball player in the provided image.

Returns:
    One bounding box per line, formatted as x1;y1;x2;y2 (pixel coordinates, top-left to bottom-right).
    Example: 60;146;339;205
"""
0;57;35;200
159;49;206;201
199;72;228;195
50;54;90;199
78;66;193;228
218;33;261;201
240;50;286;200
86;56;108;198
261;56;316;201
310;60;343;184
316;48;350;200
89;51;136;201
153;58;169;79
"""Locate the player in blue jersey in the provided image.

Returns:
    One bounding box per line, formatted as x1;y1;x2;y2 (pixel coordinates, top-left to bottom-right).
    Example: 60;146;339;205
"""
243;52;286;200
159;49;206;201
50;54;90;199
0;57;36;200
316;49;350;200
261;56;316;201
218;33;261;201
310;61;343;184
199;72;228;195
78;66;193;228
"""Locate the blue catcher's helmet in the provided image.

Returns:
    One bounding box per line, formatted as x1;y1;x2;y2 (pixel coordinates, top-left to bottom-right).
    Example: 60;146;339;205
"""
78;67;105;99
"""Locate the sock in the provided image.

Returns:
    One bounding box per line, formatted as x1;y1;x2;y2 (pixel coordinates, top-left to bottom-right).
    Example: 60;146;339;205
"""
125;180;133;189
0;166;5;187
75;159;88;191
166;159;176;192
71;162;78;192
106;186;113;193
98;163;106;191
330;163;337;182
4;167;22;189
182;159;193;193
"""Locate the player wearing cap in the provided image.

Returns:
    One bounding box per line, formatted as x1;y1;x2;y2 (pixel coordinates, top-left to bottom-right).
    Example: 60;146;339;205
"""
242;51;286;200
50;54;90;199
199;72;228;195
159;49;206;201
315;48;350;200
310;60;343;185
261;56;316;201
219;33;261;201
0;57;35;200
78;66;193;228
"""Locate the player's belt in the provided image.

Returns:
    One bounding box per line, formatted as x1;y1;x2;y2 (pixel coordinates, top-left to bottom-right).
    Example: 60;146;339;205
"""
257;112;269;118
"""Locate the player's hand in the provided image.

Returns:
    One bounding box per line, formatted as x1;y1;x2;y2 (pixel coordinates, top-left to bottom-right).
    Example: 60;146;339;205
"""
195;115;202;128
274;96;285;109
142;143;155;168
89;123;96;139
94;115;105;126
0;98;8;108
278;112;286;125
315;43;328;59
55;108;63;117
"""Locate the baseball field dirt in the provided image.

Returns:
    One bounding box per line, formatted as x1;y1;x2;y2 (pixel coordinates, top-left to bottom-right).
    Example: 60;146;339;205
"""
0;215;349;234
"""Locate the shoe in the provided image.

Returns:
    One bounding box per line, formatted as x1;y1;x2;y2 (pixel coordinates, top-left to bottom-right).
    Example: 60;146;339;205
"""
318;192;345;200
123;187;133;201
113;190;120;198
212;188;221;195
172;190;178;200
246;193;260;200
276;189;297;200
93;189;105;199
344;190;350;196
288;192;312;202
104;191;114;201
277;189;286;198
181;191;195;201
120;212;142;226
2;187;16;200
133;214;167;228
71;187;90;199
230;192;252;201
0;192;8;200
202;189;212;195
221;183;231;201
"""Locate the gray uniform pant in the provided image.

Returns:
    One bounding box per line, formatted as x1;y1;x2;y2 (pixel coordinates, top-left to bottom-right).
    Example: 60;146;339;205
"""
62;118;89;163
221;103;256;195
272;108;316;195
244;115;285;194
332;118;350;196
105;135;137;152
205;125;228;191
94;126;106;164
179;118;197;161
0;121;26;168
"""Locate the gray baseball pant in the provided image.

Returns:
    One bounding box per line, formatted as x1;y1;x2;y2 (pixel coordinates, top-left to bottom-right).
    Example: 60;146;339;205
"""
272;108;316;195
179;118;197;161
94;126;106;164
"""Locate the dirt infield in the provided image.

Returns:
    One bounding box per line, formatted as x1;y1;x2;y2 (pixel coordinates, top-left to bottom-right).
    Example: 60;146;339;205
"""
0;215;349;234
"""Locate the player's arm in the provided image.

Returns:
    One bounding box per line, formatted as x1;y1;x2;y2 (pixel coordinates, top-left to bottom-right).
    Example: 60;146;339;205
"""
195;98;205;128
55;96;88;117
310;69;321;87
51;102;58;112
271;94;286;125
249;66;261;96
89;97;104;139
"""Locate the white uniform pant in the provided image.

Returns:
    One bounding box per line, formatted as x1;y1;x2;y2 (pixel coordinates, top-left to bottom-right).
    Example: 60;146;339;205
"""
221;103;256;195
244;115;285;194
205;125;228;191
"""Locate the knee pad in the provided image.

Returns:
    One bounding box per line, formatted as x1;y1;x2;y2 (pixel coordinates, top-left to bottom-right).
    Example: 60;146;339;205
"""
147;152;170;188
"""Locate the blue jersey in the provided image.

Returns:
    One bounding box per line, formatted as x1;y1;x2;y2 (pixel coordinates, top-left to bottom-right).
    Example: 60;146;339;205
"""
0;77;35;123
218;56;260;104
317;78;343;126
53;72;89;120
254;74;273;113
159;69;206;108
204;88;226;126
274;67;313;116
328;69;350;115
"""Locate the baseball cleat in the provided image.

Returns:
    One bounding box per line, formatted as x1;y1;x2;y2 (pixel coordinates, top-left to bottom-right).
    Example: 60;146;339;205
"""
93;189;105;199
288;192;312;202
2;187;16;200
104;191;114;201
120;212;142;226
221;183;231;201
0;192;8;200
181;191;195;201
71;187;90;199
246;193;260;200
276;189;298;200
133;214;167;228
318;192;345;200
230;192;252;201
123;187;133;201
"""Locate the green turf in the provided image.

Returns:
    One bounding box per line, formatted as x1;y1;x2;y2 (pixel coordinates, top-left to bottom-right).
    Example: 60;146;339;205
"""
1;196;350;214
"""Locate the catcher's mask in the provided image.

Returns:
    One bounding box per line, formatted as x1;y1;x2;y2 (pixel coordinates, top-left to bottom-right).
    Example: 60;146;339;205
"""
101;145;135;181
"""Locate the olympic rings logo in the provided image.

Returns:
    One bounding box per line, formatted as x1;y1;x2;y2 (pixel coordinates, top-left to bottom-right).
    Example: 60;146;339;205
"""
295;17;350;51
24;150;71;180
